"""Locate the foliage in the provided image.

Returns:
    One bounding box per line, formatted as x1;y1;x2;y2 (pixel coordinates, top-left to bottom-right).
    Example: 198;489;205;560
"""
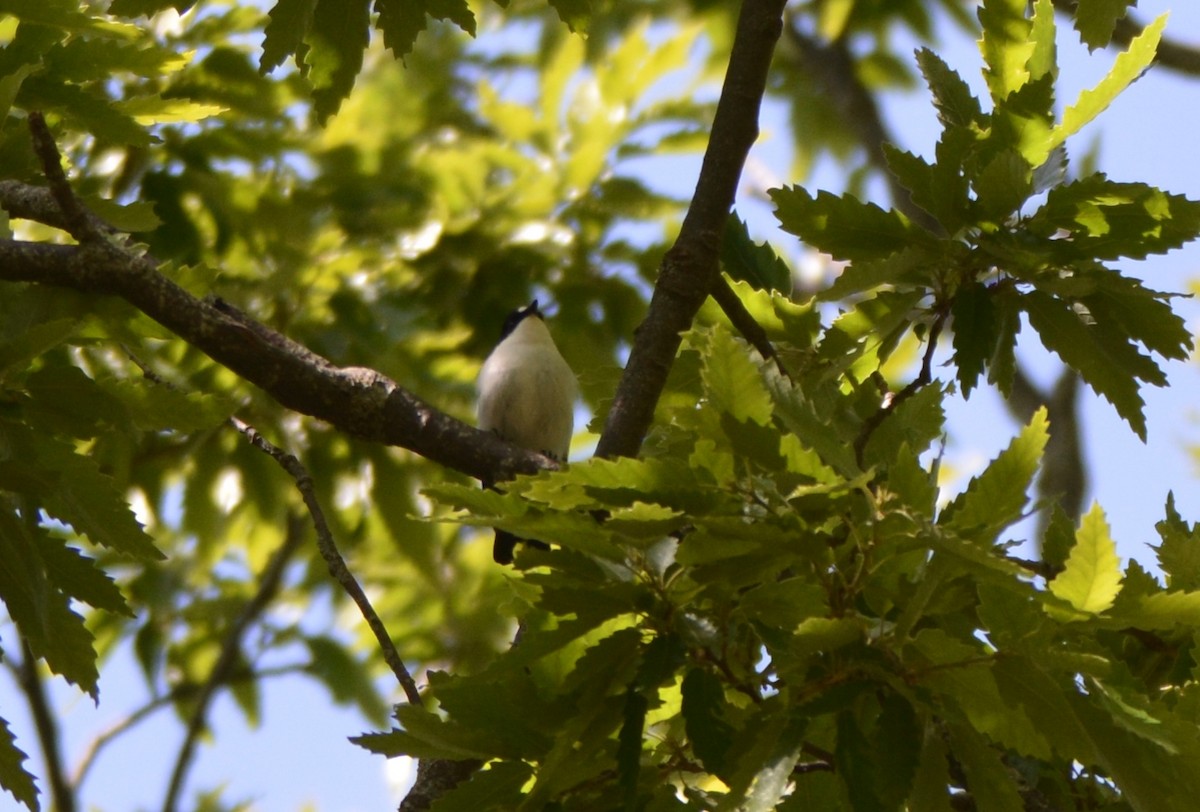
1;0;1199;811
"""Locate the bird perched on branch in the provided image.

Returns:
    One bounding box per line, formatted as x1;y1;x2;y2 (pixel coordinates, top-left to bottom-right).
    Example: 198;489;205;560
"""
477;299;577;564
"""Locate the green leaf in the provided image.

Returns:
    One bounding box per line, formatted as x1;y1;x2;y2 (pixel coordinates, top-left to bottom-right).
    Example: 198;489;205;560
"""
942;407;1048;538
700;327;773;425
39;538;131;616
375;0;476;62
304;0;369;123
721;215;791;293
106;380;231;433
682;667;735;777
862;382;946;468
1049;503;1122;613
617;689;647;806
1074;0;1136;50
261;0;315;72
978;0;1035;101
991;656;1100;763
548;0;590;33
1155;492;1200;591
986;286;1021;397
951;282;995;397
770;186;930;261
0;716;38;812
946;722;1024;812
1052;13;1164;152
819;244;928;301
718;706;806;812
304;636;388;725
972;149;1032;222
116;96;226;124
906;724;954;812
912;629;1050;759
916;48;984;130
1030;175;1200;261
427;762;533;812
1021;289;1150;439
836;711;885;812
874;694;921;808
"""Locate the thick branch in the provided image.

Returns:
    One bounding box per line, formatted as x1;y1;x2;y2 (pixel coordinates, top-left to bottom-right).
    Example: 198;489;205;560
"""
595;0;788;459
0;230;545;486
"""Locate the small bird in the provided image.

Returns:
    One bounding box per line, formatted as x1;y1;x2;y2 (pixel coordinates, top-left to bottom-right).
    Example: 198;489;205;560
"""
477;299;578;563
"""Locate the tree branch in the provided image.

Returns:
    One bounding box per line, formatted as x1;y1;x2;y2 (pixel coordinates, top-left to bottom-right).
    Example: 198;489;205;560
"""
161;512;307;812
0;188;548;488
15;640;76;812
228;416;423;706
594;0;788;459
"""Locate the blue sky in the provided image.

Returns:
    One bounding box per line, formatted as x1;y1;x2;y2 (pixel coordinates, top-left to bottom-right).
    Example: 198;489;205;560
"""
3;4;1200;811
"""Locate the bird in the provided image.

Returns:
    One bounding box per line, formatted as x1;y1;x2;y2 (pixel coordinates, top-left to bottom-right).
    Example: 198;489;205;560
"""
477;299;578;564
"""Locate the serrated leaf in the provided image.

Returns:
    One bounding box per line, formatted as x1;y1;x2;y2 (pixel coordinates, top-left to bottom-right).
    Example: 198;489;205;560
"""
721;215;792;294
39;538;131;616
862;382;945;468
912;629;1050;759
836;711;885;812
304;0;369;123
947;722;1025;812
874;694;921;808
1081;274;1191;362
1052;13;1164;152
986;286;1020;397
1022;289;1149;439
973;149;1032;222
907;724;954;812
116;96;226;124
942;407;1048;538
548;0;590;33
819;244;928;301
1074;0;1136;50
718;706;806;812
992;656;1099;763
916;48;984;130
700;327;773;425
106;380;231;432
682;667;735;777
427;762;533;812
261;0;315;72
0;716;38;812
978;0;1035;101
1154;492;1200;591
770;186;930;261
951;282;995;397
617;689;647;806
1030;175;1200;261
1049;502;1122;613
0;318;77;381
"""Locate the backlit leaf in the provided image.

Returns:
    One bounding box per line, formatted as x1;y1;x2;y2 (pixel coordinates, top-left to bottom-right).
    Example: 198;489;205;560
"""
1049;502;1122;614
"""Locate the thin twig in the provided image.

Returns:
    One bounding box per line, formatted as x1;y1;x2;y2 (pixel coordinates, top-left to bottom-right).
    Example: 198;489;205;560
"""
853;310;947;467
229;417;423;707
162;512;307;812
710;275;792;379
27;112;103;244
16;640;77;812
72;664;305;789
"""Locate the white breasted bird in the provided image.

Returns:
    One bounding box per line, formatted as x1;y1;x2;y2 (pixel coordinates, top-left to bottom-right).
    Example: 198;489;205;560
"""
477;299;578;563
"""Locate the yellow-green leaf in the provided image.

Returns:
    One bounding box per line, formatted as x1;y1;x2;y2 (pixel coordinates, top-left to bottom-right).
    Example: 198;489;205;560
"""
1049;502;1122;613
